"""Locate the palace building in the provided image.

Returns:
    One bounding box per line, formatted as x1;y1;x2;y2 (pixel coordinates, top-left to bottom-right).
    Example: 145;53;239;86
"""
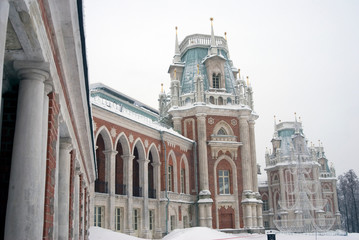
90;19;263;238
259;117;341;231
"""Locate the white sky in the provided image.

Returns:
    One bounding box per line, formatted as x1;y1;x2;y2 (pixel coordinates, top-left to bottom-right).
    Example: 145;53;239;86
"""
84;0;359;176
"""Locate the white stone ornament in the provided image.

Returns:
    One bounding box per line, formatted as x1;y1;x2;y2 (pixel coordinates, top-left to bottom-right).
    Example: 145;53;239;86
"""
93;121;97;131
144;139;149;148
110;127;117;138
208;117;214;125
129;134;134;143
231;119;237;126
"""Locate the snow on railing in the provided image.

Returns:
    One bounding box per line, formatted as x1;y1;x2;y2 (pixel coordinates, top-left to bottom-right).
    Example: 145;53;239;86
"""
179;34;227;53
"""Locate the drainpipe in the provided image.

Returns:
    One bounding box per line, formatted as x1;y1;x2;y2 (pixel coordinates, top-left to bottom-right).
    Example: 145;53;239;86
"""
160;131;169;235
193;141;199;226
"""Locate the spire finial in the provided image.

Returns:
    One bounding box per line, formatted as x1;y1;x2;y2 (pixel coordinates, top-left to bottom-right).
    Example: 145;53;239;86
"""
246;76;249;86
238;68;241;79
174;26;180;59
161;83;164;93
197;64;199;74
224;32;227;41
174;68;177;80
294;112;297;122
210;17;216;48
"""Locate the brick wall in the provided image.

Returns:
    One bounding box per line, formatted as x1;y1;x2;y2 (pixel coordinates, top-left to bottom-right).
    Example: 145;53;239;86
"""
43;92;60;239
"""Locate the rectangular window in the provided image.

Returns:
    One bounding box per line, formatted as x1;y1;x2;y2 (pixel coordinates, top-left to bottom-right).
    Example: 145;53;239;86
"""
180;169;185;193
133;209;139;230
170;215;175;230
94;206;104;227
115;208;121;231
213;74;220;88
263;200;269;211
218;170;230;194
149;210;154;230
264;221;270;228
168;166;173;191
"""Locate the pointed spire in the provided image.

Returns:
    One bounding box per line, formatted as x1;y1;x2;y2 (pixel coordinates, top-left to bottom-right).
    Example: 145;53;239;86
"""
173;26;181;63
175;26;180;55
294;112;299;134
246;76;249;86
197;64;199;75
210;17;215;47
161;83;164;93
224;32;227;41
238;68;241;79
174;68;177;80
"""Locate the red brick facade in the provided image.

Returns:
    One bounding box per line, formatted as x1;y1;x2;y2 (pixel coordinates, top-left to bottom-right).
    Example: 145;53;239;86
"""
43;92;60;240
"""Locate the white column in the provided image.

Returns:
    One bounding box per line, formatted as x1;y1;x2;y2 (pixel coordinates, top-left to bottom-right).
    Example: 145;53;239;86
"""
196;113;209;192
123;154;135;235
140;158;150;238
279;168;286;209
104;150;117;230
239;116;252;192
5;61;49;240
58;138;72;240
0;0;9;120
249;120;258;193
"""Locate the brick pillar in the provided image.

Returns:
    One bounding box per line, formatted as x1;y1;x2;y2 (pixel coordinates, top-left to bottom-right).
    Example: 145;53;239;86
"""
5;61;49;240
79;174;84;238
42;91;60;239
69;150;76;239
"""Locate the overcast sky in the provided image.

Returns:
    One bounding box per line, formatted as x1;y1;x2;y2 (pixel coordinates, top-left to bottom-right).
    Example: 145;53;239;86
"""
84;0;359;177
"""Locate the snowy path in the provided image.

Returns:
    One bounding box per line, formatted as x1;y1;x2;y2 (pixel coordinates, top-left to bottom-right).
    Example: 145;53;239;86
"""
89;226;359;240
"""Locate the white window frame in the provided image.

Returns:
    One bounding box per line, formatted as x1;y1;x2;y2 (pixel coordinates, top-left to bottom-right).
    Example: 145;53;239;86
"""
94;206;104;227
218;170;230;194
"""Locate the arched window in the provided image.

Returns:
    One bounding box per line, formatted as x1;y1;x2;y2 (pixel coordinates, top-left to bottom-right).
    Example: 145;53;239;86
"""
218;97;223;105
95;134;107;193
209;96;215;104
217;127;227;135
212;73;220;88
133;147;141;197
180;168;185;193
148;152;155;198
115;141;125;195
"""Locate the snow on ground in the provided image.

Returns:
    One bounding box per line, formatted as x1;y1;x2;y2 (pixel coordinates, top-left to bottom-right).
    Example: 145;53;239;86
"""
89;226;359;240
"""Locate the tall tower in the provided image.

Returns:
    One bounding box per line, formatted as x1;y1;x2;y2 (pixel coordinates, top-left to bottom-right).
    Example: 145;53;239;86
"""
261;116;340;231
161;19;262;230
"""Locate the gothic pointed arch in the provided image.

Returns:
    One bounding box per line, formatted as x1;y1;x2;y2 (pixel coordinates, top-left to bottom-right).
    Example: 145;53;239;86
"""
212;120;234;136
114;133;130;195
132;138;146;197
95;126;112;193
147;143;160;199
167;150;178;193
179;154;190;194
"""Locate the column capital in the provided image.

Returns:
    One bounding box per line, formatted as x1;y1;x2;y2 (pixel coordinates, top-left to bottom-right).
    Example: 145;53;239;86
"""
44;80;54;95
195;113;207;119
137;158;150;164
248;120;255;126
121;154;135;161
60;137;72;150
14;61;50;82
238;115;249;121
103;150;118;156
